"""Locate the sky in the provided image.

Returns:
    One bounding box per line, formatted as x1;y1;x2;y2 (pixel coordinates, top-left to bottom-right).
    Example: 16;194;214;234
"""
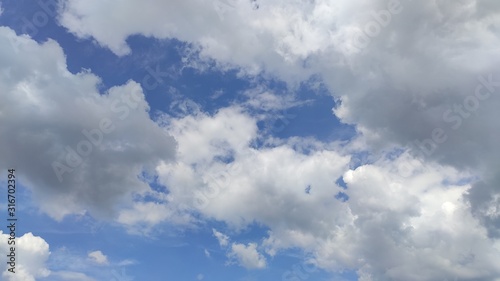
0;0;500;280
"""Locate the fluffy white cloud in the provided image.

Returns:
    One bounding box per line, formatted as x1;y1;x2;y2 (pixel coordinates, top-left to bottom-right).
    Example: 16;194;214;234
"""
117;201;194;235
0;232;110;281
228;242;267;270
0;232;50;281
87;251;108;265
212;229;267;270
0;27;177;220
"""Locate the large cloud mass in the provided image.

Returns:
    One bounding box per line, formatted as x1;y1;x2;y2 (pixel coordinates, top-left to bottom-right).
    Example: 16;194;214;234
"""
0;27;177;219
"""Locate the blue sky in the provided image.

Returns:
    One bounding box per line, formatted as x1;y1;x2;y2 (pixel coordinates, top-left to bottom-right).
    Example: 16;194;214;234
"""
1;1;500;281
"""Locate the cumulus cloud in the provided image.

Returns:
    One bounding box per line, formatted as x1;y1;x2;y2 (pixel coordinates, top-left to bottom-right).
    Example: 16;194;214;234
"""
87;251;108;265
228;242;267;270
0;232;51;281
0;26;177;220
212;229;267;270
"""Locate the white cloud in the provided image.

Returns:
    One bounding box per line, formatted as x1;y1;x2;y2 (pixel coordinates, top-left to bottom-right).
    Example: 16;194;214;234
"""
87;250;108;265
228;242;267;270
212;229;229;247
212;228;266;270
242;87;305;112
0;26;177;221
0;232;51;281
117;201;194;235
197;273;204;280
204;249;211;258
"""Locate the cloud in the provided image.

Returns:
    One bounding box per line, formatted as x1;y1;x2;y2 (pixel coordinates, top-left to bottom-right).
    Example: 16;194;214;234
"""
228;242;267;270
212;228;266;270
0;232;51;281
49;271;96;281
87;251;108;265
197;273;204;280
212;229;229;247
0;26;177;221
117;259;136;267
46;247;134;280
155;104;500;279
117;200;194;235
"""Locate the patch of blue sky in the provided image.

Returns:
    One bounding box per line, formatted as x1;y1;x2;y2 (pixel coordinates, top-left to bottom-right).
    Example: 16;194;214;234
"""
335;176;348;190
335;191;350;203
